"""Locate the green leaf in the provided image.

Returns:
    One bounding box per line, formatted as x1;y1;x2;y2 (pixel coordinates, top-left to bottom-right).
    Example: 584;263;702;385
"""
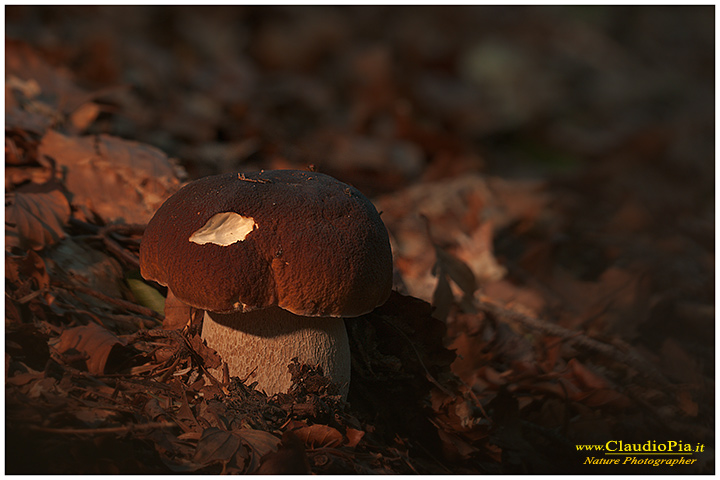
126;274;165;316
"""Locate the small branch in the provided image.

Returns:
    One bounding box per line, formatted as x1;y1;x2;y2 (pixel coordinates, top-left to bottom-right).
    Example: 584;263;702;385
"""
99;227;141;268
28;421;175;435
238;172;272;184
68;219;144;268
100;223;146;237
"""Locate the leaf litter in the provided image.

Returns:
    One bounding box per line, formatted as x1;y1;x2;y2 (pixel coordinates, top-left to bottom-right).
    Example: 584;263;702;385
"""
5;6;714;475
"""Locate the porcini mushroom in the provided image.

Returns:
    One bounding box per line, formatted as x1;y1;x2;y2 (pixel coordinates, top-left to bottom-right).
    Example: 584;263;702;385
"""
139;170;393;398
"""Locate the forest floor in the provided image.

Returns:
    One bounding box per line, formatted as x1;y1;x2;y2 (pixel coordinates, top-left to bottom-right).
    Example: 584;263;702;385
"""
5;5;715;474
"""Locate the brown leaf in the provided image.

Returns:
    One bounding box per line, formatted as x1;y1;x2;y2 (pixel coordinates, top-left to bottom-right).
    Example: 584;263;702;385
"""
6;249;50;291
257;431;311;474
293;424;344;449
6;40;88;115
435;245;478;297
5;184;70;251
567;358;609;391
193;427;242;467
143;398;168;421
344;427;365;448
38;130;181;224
431;271;453;322
54;323;127;375
237;429;282;456
186;332;222;371
69;102;101;132
193;427;280;473
676;389;699;417
575;388;632;409
163;290;195;330
5;79;56;133
174;392;201;433
5;40;86;134
437;427;480;461
72;407;119;427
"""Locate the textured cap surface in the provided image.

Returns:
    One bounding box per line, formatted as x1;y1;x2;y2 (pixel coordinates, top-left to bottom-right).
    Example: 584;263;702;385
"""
140;170;393;317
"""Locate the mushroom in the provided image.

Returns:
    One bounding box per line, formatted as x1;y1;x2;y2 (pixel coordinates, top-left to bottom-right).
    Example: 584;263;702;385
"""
139;170;393;398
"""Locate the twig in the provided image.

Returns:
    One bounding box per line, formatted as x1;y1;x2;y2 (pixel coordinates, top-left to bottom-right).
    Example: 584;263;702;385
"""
28;421;175;435
238;172;272;184
100;223;146;237
16;289;44;304
99;226;141;268
68;219;144;268
149;327;227;391
157;355;182;384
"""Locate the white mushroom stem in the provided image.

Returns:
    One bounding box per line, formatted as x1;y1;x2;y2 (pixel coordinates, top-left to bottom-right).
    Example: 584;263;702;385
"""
201;307;351;398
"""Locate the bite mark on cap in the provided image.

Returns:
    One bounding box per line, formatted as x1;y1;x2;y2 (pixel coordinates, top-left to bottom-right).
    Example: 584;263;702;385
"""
189;212;257;246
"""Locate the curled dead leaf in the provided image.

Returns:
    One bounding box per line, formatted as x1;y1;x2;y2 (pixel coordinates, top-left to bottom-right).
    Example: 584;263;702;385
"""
69;102;101;132
54;323;127;375
5;184;70;251
344;427;365;448
434;245;477;298
293;424;344;449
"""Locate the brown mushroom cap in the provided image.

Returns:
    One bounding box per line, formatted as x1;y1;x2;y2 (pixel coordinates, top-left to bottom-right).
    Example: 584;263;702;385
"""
140;170;393;317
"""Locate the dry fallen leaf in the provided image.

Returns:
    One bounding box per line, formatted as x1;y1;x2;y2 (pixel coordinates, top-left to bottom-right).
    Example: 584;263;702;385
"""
567;358;609;391
193;426;281;474
344;427;365;448
5;79;58;134
6;40;88;113
162;290;194;330
5;40;98;134
235;428;282;465
375;175;508;302
38;129;181;224
5;183;71;251
293;423;344;449
257;431;311;474
54;323;127;375
192;427;243;469
6;249;51;291
434;245;478;298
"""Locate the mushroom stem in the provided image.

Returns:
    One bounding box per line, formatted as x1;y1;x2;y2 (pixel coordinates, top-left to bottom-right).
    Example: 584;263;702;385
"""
201;308;351;398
